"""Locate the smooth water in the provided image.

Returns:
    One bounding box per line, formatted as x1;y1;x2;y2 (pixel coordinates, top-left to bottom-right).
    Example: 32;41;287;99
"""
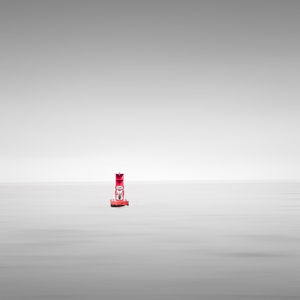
0;182;299;300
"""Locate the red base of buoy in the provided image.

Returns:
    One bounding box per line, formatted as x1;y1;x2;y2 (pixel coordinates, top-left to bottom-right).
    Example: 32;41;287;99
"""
110;199;129;207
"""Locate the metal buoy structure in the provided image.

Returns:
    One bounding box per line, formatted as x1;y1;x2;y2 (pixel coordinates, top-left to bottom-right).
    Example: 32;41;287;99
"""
110;173;129;207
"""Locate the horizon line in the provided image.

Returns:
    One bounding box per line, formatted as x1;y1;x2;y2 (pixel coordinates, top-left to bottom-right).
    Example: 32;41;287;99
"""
0;179;299;185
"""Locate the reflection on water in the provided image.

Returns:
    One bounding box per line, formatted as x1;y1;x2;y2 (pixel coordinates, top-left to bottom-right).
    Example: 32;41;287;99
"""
0;182;300;300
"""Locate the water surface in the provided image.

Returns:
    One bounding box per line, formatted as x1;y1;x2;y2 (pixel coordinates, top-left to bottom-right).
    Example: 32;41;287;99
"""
0;182;299;299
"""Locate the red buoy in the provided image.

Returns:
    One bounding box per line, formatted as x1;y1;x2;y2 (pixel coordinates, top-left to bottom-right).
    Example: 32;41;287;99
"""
110;173;129;207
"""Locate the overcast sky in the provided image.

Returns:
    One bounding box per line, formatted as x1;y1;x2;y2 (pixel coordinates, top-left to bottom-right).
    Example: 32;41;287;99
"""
0;0;299;182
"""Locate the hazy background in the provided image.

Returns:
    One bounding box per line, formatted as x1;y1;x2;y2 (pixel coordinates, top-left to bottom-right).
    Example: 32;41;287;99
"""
0;0;299;182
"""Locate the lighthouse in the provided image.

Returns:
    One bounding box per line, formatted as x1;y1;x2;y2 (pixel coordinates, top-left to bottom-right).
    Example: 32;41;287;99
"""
110;173;129;207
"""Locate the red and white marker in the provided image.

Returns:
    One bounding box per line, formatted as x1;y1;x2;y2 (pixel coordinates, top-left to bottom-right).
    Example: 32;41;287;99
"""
110;173;129;207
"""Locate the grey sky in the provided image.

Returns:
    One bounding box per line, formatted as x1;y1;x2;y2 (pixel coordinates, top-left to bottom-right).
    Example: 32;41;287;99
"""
0;0;299;181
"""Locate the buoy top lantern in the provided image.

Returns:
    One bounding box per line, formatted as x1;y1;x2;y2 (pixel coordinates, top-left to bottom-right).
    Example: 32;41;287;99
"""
110;173;129;207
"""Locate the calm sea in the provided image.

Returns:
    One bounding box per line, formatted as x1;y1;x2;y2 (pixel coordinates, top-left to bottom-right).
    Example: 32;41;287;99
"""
0;182;299;300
